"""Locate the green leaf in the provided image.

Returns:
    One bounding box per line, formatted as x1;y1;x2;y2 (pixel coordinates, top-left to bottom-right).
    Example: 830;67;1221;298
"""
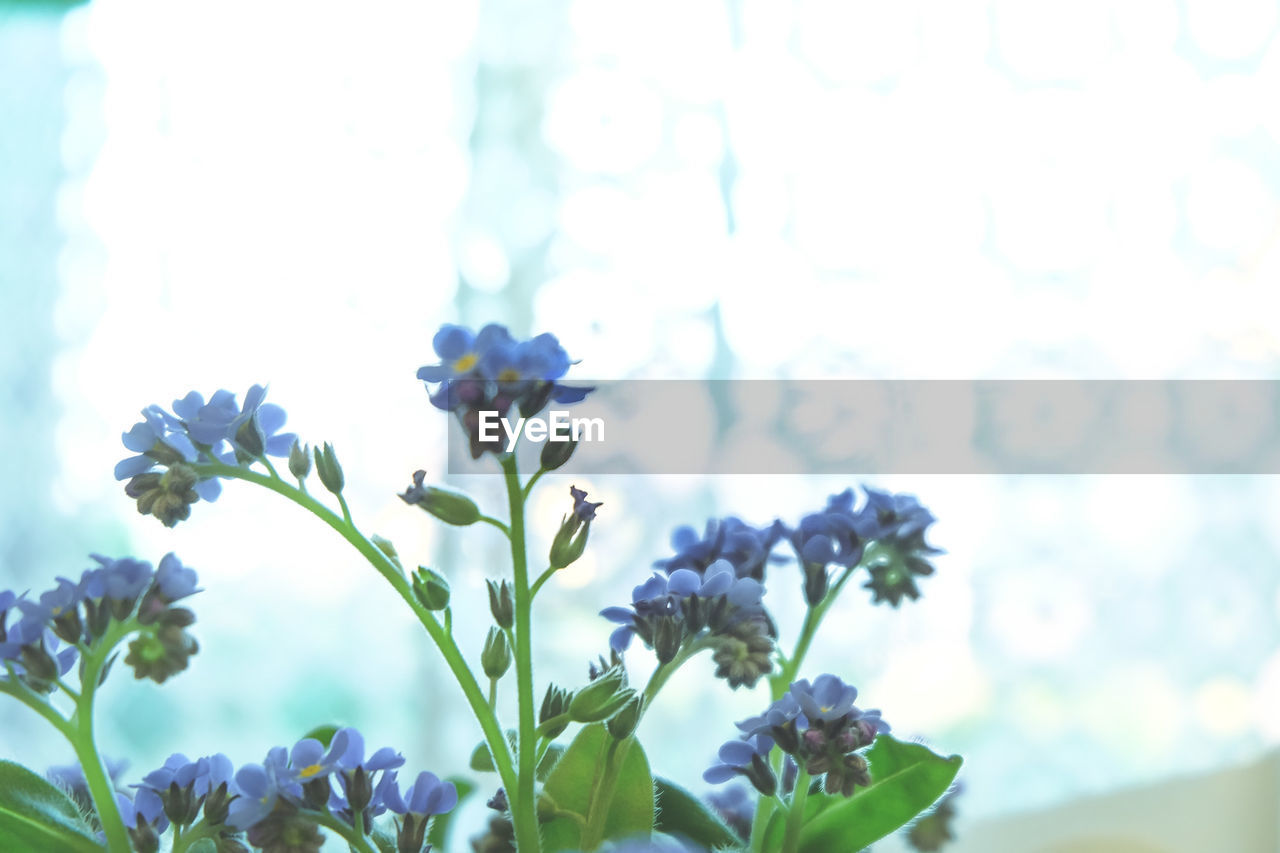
540;726;654;852
469;730;518;773
653;777;741;850
301;724;341;747
0;760;104;853
369;825;397;853
537;744;566;781
188;839;218;853
425;775;475;851
797;736;962;853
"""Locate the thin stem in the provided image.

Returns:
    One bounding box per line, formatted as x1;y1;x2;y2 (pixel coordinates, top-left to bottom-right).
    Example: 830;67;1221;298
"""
522;467;546;500
336;492;354;526
782;767;812;853
192;462;521;807
299;809;378;853
580;738;627;851
641;639;715;715
478;514;511;537
54;676;81;703
260;455;283;481
529;565;557;599
500;453;541;853
0;670;74;738
488;677;498;711
72;617;140;853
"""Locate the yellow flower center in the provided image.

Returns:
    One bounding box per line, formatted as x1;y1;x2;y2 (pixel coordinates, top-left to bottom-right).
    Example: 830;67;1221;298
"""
298;763;324;778
498;368;521;382
453;353;479;372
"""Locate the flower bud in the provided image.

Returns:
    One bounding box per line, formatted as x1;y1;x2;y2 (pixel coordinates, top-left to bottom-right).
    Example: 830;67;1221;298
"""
606;692;644;740
234;416;265;457
539;684;572;739
568;667;628;722
372;535;404;574
418;486;481;526
549;515;590;570
482;627;511;679
313;442;345;495
412;567;451;611
653;616;683;665
803;562;829;607
539;436;578;471
288;440;311;480
487;579;514;630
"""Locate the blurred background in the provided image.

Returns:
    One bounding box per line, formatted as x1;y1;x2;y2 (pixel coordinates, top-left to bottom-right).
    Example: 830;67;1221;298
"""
3;0;1280;849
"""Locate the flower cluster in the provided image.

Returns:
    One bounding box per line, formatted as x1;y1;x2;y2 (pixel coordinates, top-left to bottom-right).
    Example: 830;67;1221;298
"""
709;675;890;798
1;553;201;689
856;487;944;606
416;323;592;457
116;385;296;526
655;517;786;583
601;559;773;688
107;728;457;853
785;486;942;608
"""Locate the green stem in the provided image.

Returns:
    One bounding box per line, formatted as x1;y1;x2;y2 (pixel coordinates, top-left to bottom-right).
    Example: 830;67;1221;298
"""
299;809;378;853
479;514;511;536
72;617;140;853
641;639;714;715
522;467;546;499
781;767;812;853
580;738;627;851
500;453;541;853
192;462;521;808
529;565;557;599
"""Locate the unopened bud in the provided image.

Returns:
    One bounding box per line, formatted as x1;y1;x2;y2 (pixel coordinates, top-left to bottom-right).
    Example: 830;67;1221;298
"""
313;442;344;495
568;667;629;723
288;440;311;480
482;627;511;679
412;567;451;611
487;579;514;629
549;515;590;570
653;617;684;665
606;692;644;740
539;436;578;471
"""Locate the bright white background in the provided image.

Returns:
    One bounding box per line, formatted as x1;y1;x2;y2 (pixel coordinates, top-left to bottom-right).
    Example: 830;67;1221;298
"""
3;0;1280;846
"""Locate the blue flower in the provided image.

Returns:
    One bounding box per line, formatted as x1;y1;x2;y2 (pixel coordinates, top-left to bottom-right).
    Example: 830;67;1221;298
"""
602;559;770;682
570;485;602;522
228;746;292;830
790;675;859;723
85;555;155;602
384;770;459;817
114;790;170;834
152;553;201;602
114;406;197;480
854;486;943;607
857;486;936;541
417;324;593;442
732;674;889;796
173;385;296;458
328;728;406;819
657;517;786;583
703;734;775;785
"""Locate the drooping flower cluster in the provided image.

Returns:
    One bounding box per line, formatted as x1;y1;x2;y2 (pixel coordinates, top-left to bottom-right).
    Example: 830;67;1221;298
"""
416;323;592;458
786;486;943;607
602;559;773;688
116;385;297;526
856;487;944;606
105;728;457;853
709;675;890;798
1;553;202;690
